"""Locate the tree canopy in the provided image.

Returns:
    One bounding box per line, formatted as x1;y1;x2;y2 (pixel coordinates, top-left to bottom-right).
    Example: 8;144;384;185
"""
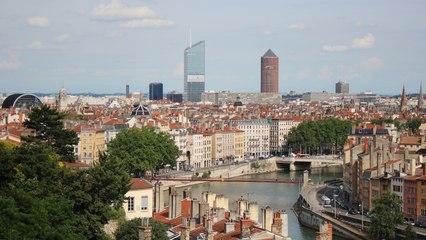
368;192;404;240
0;106;130;239
107;127;180;176
23;105;78;161
285;118;351;155
115;218;168;240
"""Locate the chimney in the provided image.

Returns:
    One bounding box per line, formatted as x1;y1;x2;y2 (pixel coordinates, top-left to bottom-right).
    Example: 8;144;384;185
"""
183;188;192;199
279;210;289;238
215;208;225;221
248;202;259;223
215;194;229;211
225;221;235;233
261;206;273;231
181;198;192;218
138;218;152;240
180;217;190;240
154;182;164;213
411;158;417;176
373;125;377;135
199;202;210;221
189;218;196;231
377;152;382;177
168;186;176;219
271;212;282;235
237;197;248;217
303;170;309;187
191;198;200;223
240;213;251;239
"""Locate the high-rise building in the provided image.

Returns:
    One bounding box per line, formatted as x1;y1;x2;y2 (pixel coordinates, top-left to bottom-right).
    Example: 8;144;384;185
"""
167;91;183;103
149;82;163;100
184;41;205;102
261;49;279;93
126;84;130;98
58;85;67;112
335;81;349;94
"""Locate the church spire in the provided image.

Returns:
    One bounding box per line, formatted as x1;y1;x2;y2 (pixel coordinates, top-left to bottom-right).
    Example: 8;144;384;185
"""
419;82;424;111
400;84;407;112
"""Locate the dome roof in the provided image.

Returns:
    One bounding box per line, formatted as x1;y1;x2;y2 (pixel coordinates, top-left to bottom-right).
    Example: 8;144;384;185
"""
1;93;42;109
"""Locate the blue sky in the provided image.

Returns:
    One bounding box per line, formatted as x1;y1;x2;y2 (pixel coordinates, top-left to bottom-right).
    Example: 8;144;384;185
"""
1;0;426;95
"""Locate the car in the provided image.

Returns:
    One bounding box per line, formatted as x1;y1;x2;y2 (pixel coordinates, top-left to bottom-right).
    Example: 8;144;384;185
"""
348;208;357;215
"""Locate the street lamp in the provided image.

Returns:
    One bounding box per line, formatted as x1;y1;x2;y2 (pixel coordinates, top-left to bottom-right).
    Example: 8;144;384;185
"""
361;201;364;230
334;195;337;218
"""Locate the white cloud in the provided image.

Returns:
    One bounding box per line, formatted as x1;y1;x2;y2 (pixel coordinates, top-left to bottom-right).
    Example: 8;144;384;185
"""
122;19;174;29
91;0;156;20
322;45;348;52
54;34;69;42
107;32;122;38
323;33;376;52
288;23;305;30
27;42;44;49
351;33;375;49
361;57;384;70
173;62;184;77
0;52;22;70
28;17;50;27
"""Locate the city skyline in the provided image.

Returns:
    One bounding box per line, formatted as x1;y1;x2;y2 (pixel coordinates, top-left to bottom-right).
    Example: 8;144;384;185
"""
1;1;426;95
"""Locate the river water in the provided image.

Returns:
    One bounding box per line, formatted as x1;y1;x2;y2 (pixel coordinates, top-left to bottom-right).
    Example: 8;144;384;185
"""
179;166;343;240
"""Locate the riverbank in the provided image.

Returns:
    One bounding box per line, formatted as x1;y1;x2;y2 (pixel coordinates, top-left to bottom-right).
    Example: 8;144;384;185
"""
159;157;280;188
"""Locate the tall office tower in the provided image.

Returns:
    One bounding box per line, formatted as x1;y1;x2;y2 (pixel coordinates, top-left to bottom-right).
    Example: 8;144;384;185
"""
335;81;349;94
184;41;205;102
126;84;130;98
261;49;279;93
149;82;163;100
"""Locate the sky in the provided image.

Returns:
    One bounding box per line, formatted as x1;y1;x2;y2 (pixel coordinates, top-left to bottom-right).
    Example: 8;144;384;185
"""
1;0;426;95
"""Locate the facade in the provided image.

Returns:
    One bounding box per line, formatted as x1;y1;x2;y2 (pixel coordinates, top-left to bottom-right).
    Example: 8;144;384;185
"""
74;125;106;166
261;49;279;93
149;82;163;100
201;92;282;105
169;124;188;170
184;41;205;102
404;176;418;220
187;132;204;169
166;91;183;103
270;118;301;155
335;81;349;94
203;133;212;168
124;178;153;220
228;119;270;158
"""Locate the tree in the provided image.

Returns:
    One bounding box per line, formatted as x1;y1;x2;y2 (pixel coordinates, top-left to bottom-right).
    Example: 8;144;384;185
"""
0;141;130;239
115;218;168;240
286;118;351;155
404;224;417;240
369;192;404;240
23;105;78;161
108;127;180;176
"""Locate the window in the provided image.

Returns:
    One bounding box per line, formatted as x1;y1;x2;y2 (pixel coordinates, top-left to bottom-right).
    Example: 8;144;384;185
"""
141;196;148;210
128;197;134;211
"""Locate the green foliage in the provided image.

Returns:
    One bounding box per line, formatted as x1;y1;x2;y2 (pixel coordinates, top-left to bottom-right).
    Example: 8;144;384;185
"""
201;171;211;178
286;118;351;155
404;118;424;135
0;138;130;239
115;218;168;240
404;224;417;240
23;105;78;161
368;192;404;240
108;127;180;176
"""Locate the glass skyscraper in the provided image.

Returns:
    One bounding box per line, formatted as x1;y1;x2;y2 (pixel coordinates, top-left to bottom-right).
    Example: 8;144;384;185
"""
149;82;163;100
184;41;205;102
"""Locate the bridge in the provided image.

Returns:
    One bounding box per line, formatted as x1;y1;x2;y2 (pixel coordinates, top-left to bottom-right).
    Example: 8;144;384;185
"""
276;156;343;171
152;176;302;184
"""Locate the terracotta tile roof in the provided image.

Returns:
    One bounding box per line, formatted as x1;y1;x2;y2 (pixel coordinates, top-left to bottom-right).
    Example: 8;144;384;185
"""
400;136;421;145
129;178;153;190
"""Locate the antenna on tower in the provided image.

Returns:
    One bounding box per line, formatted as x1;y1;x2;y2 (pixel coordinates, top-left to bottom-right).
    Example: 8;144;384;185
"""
189;28;192;48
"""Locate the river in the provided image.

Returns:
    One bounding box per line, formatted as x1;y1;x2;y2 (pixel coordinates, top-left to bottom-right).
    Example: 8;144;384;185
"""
178;166;343;240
